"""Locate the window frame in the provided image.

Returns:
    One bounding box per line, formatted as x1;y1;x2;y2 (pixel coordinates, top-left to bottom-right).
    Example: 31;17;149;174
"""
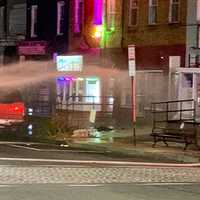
0;6;4;18
0;6;5;35
198;25;200;48
148;0;158;25
107;0;116;30
128;0;139;27
169;0;180;23
57;1;65;36
74;0;84;34
31;5;38;38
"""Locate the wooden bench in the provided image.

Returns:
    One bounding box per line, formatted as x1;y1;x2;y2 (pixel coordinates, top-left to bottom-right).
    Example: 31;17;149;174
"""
151;120;199;150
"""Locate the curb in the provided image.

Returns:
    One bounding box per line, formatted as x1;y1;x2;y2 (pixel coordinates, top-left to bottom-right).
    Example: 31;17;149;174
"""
68;142;200;164
0;157;200;167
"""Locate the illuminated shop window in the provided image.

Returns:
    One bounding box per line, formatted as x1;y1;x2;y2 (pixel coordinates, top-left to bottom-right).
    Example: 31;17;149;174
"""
31;5;38;37
129;0;138;27
107;0;116;30
74;0;84;33
57;1;65;35
169;0;179;23
148;0;157;25
86;78;100;103
56;77;75;110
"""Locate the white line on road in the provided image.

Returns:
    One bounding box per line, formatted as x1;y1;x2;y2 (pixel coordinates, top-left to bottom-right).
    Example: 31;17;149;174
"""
0;157;200;167
138;182;198;186
0;185;13;188
67;184;104;187
8;144;41;151
7;144;104;153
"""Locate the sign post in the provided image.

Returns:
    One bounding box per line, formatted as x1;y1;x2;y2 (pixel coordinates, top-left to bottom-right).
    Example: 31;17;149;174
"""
128;45;136;146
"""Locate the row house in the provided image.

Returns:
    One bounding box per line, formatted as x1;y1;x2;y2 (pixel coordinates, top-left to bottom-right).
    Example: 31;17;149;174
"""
54;0;124;127
16;0;70;117
16;0;124;127
0;0;192;125
0;0;26;65
23;0;69;58
119;0;188;122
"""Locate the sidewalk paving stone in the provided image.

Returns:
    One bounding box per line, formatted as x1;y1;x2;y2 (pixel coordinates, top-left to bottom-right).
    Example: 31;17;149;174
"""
63;126;200;164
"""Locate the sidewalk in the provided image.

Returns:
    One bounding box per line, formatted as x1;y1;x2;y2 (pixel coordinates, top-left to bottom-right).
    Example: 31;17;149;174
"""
64;126;200;164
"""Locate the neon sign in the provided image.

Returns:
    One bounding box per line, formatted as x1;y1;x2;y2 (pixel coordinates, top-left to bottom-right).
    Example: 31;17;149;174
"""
56;55;83;72
93;0;103;25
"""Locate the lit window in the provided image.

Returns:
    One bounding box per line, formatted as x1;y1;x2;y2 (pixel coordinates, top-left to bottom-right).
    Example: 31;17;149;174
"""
86;78;100;103
169;0;179;23
57;1;65;35
0;6;4;19
107;0;116;30
74;0;84;33
31;5;38;37
0;6;5;35
148;0;157;25
197;0;200;21
128;0;138;27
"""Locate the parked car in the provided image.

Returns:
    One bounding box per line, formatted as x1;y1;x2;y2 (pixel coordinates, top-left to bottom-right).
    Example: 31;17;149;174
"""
0;90;25;130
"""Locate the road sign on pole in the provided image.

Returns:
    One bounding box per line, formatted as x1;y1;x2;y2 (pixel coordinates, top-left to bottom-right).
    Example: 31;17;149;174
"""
128;45;136;122
128;45;136;146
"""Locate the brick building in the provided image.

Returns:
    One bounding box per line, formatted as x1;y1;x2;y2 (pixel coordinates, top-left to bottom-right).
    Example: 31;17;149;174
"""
123;0;187;70
115;0;188;123
0;0;26;65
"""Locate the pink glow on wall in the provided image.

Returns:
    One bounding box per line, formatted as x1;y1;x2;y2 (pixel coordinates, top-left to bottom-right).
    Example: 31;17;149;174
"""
74;0;79;33
93;0;103;25
74;0;84;33
197;0;200;21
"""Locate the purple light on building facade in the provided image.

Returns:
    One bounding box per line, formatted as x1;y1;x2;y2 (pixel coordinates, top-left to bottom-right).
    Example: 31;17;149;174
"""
93;0;103;25
57;76;76;82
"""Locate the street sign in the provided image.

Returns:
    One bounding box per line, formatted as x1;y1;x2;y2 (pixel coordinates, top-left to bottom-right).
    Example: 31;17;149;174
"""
128;45;136;126
128;45;136;77
128;60;136;77
128;45;136;60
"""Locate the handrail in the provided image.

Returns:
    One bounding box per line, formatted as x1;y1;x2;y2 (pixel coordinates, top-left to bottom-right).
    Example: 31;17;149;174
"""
151;99;196;124
56;95;114;112
151;99;194;105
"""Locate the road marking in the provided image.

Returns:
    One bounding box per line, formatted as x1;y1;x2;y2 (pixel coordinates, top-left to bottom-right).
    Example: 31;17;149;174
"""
68;184;104;187
0;157;200;167
138;182;197;186
6;144;105;153
8;144;41;151
0;185;13;188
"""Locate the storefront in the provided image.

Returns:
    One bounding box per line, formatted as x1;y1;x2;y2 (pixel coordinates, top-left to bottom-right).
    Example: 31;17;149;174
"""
55;54;115;112
56;76;102;111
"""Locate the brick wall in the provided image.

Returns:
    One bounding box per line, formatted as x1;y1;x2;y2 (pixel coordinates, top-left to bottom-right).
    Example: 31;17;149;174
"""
123;0;187;46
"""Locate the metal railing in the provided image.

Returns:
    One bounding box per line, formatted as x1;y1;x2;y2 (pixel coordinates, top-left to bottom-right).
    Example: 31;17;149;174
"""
151;99;196;129
56;95;114;113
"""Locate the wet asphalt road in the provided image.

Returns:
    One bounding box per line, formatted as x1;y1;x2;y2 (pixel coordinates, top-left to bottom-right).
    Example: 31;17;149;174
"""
0;183;200;200
0;142;200;200
0;142;178;165
0;142;141;165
